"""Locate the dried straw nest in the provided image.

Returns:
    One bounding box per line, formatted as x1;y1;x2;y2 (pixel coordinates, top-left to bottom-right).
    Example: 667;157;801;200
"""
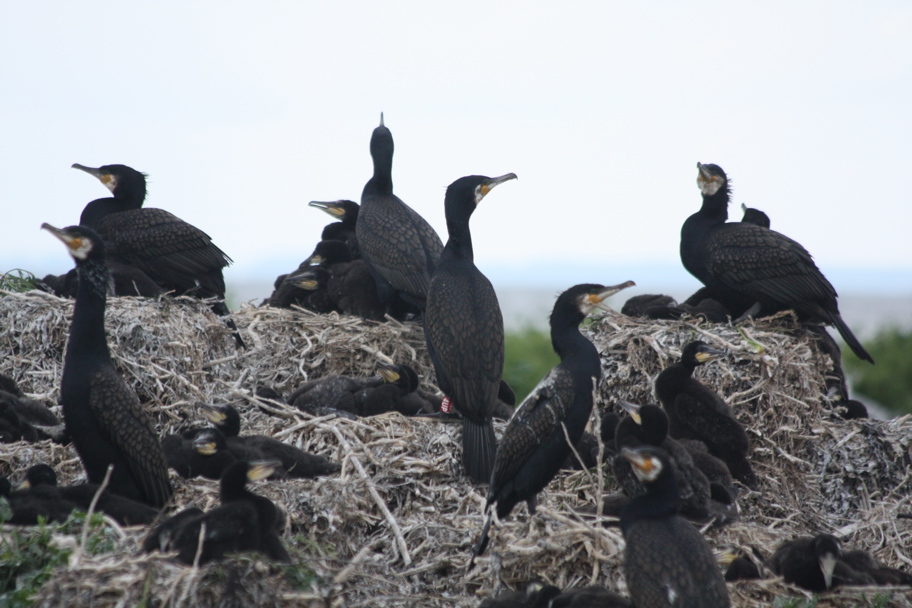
1;289;910;607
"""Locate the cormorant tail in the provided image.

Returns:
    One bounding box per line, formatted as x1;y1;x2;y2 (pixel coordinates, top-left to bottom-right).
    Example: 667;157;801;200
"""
832;315;874;364
463;417;496;484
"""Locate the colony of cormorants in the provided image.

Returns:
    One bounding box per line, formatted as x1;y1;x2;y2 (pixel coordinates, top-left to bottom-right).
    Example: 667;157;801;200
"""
1;116;898;606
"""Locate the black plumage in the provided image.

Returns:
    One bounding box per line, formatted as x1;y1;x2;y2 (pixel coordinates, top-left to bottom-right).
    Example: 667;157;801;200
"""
43;223;172;508
425;173;516;483
739;202;770;229
473;282;634;559
840;548;912;586
356;114;443;312
612;401;713;521
201;403;341;478
162;427;237;480
1;469;80;525
655;341;757;488
360;363;425;416
619;446;730;608
478;581;561;608
72;163;244;347
288;373;384;415
309;199;360;258
0;379;63;443
681;162;872;363
17;464;158;526
291;268;337;314
550;586;632;608
770;534;875;591
144;460;289;565
718;546;767;581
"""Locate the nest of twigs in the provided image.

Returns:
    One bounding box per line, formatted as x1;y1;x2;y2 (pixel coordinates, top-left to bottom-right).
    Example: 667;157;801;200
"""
1;289;910;607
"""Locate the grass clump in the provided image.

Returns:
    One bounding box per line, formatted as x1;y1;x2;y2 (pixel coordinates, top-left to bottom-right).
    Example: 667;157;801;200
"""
0;270;38;294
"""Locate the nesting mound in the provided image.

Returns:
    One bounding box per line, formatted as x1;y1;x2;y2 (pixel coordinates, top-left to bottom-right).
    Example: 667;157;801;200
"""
1;289;910;607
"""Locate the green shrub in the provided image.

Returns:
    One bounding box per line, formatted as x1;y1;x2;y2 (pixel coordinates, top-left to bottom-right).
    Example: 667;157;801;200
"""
844;327;912;414
504;327;559;404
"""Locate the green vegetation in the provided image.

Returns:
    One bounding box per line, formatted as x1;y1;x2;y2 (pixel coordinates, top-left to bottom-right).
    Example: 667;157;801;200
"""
844;327;912;415
0;504;113;607
0;270;38;293
503;327;558;404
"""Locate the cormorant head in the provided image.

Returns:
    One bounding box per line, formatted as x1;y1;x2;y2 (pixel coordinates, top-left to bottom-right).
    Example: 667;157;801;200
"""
378;363;416;391
308;200;360;221
696;162;729;197
192;429;226;455
740;203;771;229
680;341;725;366
812;534;842;589
559;281;636;319
619;400;643;425
17;464;57;490
42;223;104;263
621;445;667;484
245;460;280;482
72;163;147;202
292;268;330;291
370;113;394;162
445;173;518;212
304;240;352;266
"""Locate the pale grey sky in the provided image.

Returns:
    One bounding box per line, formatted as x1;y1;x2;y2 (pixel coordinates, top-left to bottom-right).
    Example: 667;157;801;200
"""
3;2;911;297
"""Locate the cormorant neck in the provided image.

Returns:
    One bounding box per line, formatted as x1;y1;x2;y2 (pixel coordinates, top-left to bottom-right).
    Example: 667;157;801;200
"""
655;361;695;401
551;317;601;378
364;132;394;197
443;210;474;262
66;259;111;360
221;411;241;437
620;469;681;532
698;189;730;222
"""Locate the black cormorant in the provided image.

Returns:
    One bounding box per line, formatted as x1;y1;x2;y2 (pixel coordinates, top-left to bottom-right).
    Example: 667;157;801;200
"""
0;377;62;443
619;445;731;608
424;173;517;483
478;581;562;608
145;460;289;565
309;199;360;258
739;202;770;229
360;363;423;416
287;373;384;415
717;546;768;581
655;341;756;488
356;114;443;312
769;534;875;591
72;163;244;347
201;403;341;478
162;427;237;480
17;463;158;525
612;401;713;521
473;281;635;559
841;548;912;586
550;586;632;608
43;223;172;508
681;162;872;363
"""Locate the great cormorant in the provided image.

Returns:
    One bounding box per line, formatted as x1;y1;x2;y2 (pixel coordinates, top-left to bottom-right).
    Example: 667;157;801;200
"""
201;403;341;478
619;446;731;608
356;114;443;312
144;460;289;564
654;341;757;488
72;163;244;347
309;199;361;258
424;173;516;483
769;534;876;591
473;281;634;559
681;162;872;363
43;223;172;508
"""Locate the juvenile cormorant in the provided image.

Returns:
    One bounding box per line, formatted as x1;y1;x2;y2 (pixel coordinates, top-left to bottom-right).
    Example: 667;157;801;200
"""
72;163;244;347
301;238;384;320
360;363;422;416
473;282;635;559
17;463;158;525
479;581;562;608
841;548;912;586
550;586;632;608
770;534;875;591
740;203;770;229
681;162;872;363
655;341;756;488
201;403;341;478
356;114;443;312
145;460;289;564
309;199;360;258
292;268;338;314
1;472;79;525
43;223;172;508
162;427;237;480
619;446;731;608
287;373;384;415
718;546;767;581
0;378;62;443
424;173;517;483
612;401;713;521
